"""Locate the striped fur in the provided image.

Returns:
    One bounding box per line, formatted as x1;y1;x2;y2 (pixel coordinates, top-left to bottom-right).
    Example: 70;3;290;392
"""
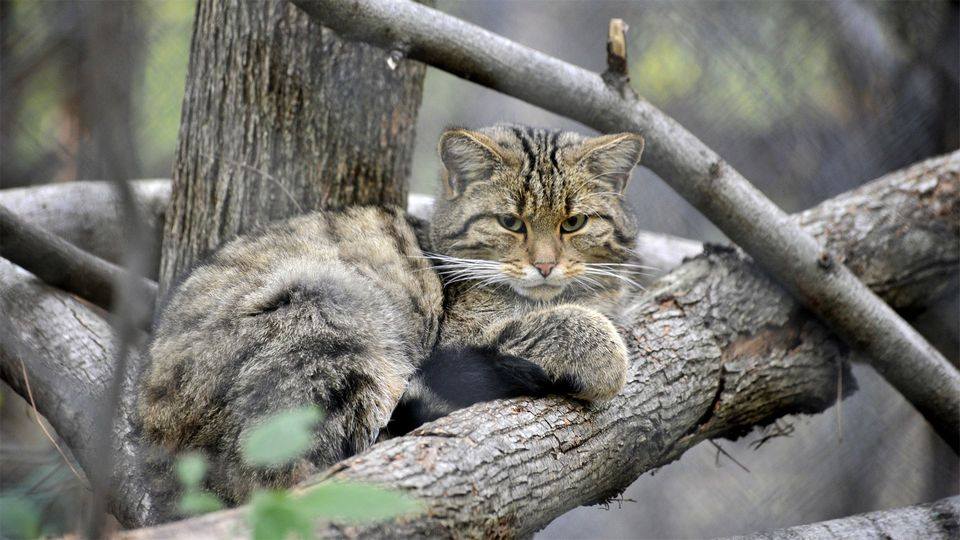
138;206;442;504
139;125;645;502
393;125;645;431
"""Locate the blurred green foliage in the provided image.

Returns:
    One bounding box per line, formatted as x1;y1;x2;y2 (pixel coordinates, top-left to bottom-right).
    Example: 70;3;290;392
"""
170;406;421;539
174;452;225;517
0;495;40;539
241;406;324;468
136;0;195;175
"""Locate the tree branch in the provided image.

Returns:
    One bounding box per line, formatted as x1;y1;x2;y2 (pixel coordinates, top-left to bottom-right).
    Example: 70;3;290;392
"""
733;495;959;539
0;179;169;271
2;154;953;533
290;0;960;448
0;203;158;315
0;184;704;285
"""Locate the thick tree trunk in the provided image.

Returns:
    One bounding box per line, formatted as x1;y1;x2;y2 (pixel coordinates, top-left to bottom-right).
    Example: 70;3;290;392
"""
733;495;960;539
1;154;954;532
159;0;427;293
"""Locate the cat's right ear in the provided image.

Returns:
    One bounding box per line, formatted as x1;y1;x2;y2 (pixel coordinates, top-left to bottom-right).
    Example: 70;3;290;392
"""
438;129;507;197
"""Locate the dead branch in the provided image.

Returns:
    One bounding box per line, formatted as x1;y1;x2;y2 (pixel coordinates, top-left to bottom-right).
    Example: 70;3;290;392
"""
732;495;959;539
2;154;953;533
0;179;168;271
290;0;960;448
0;203;157;314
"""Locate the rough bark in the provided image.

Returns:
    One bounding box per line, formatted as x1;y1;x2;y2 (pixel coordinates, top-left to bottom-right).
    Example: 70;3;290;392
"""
291;0;960;449
0;203;157;314
159;0;428;294
2;154;954;533
732;495;960;539
0;261;153;527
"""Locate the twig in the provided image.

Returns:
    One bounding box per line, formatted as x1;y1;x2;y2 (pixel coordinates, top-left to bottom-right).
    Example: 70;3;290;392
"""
0;203;158;316
709;440;751;473
19;358;85;484
602;18;633;98
732;496;960;540
84;175;156;538
290;0;960;451
836;356;843;444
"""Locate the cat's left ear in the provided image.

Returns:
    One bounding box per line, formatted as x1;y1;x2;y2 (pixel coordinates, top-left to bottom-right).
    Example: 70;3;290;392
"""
438;129;510;197
572;133;644;192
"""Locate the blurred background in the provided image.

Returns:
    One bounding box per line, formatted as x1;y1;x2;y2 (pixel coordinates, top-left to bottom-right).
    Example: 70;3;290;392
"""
1;0;957;537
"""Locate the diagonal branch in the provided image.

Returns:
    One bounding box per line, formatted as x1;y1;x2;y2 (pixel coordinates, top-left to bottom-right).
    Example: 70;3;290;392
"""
2;153;953;533
0;179;169;271
0;203;158;314
290;0;960;449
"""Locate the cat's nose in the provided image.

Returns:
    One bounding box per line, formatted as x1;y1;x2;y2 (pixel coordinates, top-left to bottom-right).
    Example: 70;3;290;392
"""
534;262;556;277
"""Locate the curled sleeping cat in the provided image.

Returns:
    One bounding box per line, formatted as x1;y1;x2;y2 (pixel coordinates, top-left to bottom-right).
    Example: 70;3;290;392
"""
138;125;643;503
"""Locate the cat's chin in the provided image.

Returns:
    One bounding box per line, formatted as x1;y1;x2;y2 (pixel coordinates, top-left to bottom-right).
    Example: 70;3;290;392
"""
511;282;566;301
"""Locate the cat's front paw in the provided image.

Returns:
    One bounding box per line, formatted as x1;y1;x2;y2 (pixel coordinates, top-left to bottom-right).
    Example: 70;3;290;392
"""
557;307;628;403
495;305;629;404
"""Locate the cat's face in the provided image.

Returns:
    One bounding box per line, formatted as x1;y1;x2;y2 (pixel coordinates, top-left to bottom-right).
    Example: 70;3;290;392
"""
429;125;642;301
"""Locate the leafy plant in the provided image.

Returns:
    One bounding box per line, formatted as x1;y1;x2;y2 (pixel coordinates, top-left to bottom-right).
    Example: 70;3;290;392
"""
0;495;40;539
247;482;422;540
240;406;422;539
241;406;323;467
174;452;224;516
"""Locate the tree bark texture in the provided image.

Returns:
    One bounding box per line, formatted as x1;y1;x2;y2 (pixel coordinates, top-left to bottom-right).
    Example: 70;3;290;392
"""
2;154;954;533
292;0;960;449
733;495;959;540
160;0;428;293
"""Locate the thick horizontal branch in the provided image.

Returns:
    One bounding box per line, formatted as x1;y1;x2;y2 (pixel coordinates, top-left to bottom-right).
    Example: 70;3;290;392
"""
88;154;959;535
291;0;960;447
0;203;157;314
0;184;703;283
733;495;960;539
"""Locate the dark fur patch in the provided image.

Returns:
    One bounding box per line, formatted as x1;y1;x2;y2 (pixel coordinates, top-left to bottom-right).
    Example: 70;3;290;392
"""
389;346;564;435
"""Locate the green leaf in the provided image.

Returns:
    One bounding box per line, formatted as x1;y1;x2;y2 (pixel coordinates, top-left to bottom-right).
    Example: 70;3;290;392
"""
248;490;312;540
175;453;208;489
241;406;323;467
178;491;224;516
0;495;40;539
296;481;423;523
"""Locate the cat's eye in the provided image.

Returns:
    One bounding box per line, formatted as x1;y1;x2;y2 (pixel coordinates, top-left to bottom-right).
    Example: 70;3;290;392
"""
561;214;588;233
497;214;525;233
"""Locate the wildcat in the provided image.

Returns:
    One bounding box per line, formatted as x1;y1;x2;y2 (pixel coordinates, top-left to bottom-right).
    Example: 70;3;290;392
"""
137;125;642;504
138;206;443;503
390;125;643;433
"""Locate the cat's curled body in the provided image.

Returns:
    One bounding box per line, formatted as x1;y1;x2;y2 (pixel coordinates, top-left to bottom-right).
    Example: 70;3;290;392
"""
138;206;442;503
139;124;644;504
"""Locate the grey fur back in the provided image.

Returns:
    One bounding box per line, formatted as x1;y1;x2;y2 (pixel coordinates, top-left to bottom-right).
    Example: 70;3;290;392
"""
138;206;442;503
